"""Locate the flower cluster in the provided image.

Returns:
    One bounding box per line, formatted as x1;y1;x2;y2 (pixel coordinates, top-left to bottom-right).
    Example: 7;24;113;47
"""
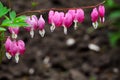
91;5;105;29
5;27;25;63
25;5;105;37
8;27;19;39
4;5;105;63
48;8;84;34
5;37;25;63
25;15;45;38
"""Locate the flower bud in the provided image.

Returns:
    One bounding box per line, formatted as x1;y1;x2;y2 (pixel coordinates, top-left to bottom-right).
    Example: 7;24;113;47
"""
5;37;26;63
98;5;105;23
38;15;45;37
91;8;99;29
63;12;73;35
8;27;19;39
26;15;38;38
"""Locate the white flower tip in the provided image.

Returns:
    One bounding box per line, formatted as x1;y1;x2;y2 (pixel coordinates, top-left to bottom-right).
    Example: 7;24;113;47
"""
88;43;100;52
74;21;78;30
100;17;105;23
30;29;34;38
103;17;105;23
6;52;12;59
39;29;45;37
50;25;55;32
92;22;98;29
12;33;17;39
15;53;19;63
63;26;67;35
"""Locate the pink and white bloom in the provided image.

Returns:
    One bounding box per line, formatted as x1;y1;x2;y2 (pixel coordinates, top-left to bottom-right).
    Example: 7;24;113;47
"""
63;12;73;35
48;11;64;32
68;9;84;30
5;37;25;63
5;37;12;59
8;27;19;39
48;10;54;24
48;10;55;32
68;10;76;20
38;15;45;37
98;5;105;23
26;15;46;37
52;12;64;27
91;8;99;29
15;40;25;63
26;15;38;38
74;9;84;30
17;40;25;55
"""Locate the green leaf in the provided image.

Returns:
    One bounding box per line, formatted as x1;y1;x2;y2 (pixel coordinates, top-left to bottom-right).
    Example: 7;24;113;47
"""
1;13;28;27
6;22;28;27
2;19;28;27
14;16;27;22
105;0;116;8
109;32;120;47
1;19;12;26
0;2;10;18
0;2;3;8
109;11;120;20
0;27;6;31
10;11;16;21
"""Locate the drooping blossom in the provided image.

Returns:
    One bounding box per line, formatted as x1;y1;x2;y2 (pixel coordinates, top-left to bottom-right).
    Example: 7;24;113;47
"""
5;37;12;59
48;11;64;32
38;15;45;37
15;40;25;63
25;15;38;38
91;8;99;29
48;10;55;32
53;12;64;27
26;15;46;38
98;5;105;23
68;9;84;30
48;10;54;24
5;37;25;63
62;12;73;35
68;10;76;20
8;27;19;39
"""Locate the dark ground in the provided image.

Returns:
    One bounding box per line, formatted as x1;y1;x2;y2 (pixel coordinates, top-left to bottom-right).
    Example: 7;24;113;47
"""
0;0;120;80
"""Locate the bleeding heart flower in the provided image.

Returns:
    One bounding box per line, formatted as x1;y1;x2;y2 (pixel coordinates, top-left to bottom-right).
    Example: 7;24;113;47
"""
63;12;73;35
98;5;105;23
38;15;45;37
74;9;84;30
48;11;64;32
17;40;25;55
68;9;84;30
5;37;12;59
48;10;54;24
5;37;26;63
91;8;99;29
68;10;76;20
26;15;38;38
8;27;19;39
48;10;55;32
15;40;26;63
